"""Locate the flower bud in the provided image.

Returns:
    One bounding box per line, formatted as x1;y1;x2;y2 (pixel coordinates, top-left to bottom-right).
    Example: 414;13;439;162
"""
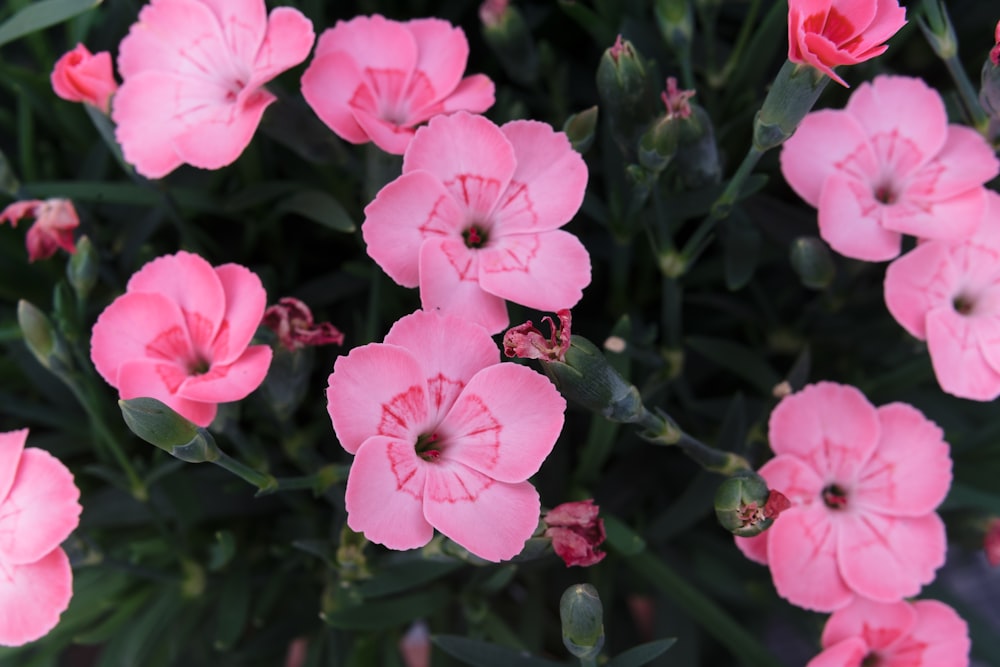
753;61;829;152
480;0;539;86
544;500;606;567
67;235;98;301
715;471;791;537
985;517;1000;566
639;115;679;173
655;0;693;55
917;0;958;60
119;397;221;463
560;584;605;659
980;23;1000;121
17;299;72;373
549;336;647;423
596;36;657;159
790;236;836;289
563;106;599;154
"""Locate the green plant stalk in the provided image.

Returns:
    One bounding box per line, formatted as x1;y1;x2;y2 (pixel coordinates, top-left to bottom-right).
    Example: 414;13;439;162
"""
637;410;752;476
211;451;347;496
709;0;762;87
942;52;991;135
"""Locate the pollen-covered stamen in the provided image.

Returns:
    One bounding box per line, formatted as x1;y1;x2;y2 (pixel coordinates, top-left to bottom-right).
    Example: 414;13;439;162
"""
822;483;848;510
462;224;489;248
415;431;444;462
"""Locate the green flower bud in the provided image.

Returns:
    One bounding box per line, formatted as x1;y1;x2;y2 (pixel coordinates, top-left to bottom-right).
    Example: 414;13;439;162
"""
676;104;721;187
119;397;221;463
917;0;958;60
715;471;791;537
790;236;836;289
480;0;539;86
655;0;693;55
563;106;599;154
17;299;72;373
753;61;829;152
639;115;679;173
596;36;657;159
545;335;648;424
981;57;1000;120
67;235;98;301
560;584;605;659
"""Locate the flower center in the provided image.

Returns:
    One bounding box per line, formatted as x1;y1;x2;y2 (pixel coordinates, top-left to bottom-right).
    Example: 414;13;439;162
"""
874;183;896;204
822;484;848;510
953;294;975;315
861;653;882;667
414;432;443;462
188;357;210;375
463;224;489;248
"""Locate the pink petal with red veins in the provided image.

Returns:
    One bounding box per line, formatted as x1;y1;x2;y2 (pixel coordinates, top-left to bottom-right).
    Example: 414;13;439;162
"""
419;237;509;334
756;454;825;505
881;187;985;242
405;19;468;105
768;382;880;483
799;34;852;86
90;291;194;388
300;52;369;144
820;597;916;651
179;345;272;403
345;436;433;551
910;126;999;202
117;0;232;79
734;532;769;565
434;74;495;116
804;637;869;667
847;77;947;160
780;110;875;207
496;121;588;233
383;310;498;424
818;173;901;260
926;307;1000;400
327;343;429;455
478;230;591;312
828;0;879;42
115;359;218;427
0;548;72;647
402;112;516;220
249;7;314;86
854;403;951;516
767;504;854;612
196;0;266;66
0;449;80;564
837;511;946;602
441;363;564;483
0;430;26;505
423;464;540;562
211;264;267;366
906;600;970;666
883;241;956;340
852;0;908;53
172;86;275;170
314;15;417;71
352;108;417;154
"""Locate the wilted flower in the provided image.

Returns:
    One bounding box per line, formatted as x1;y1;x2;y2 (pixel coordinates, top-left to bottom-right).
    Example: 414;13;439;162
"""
0;198;78;262
544;499;606;567
715;471;791;537
262;297;344;351
503;310;571;362
984;518;1000;566
50;44;118;113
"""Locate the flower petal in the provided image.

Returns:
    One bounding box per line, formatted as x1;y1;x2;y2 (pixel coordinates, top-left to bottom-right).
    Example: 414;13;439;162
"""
345;436;433;551
0;449;80;565
440;363;564;483
116;359;218;427
326;342;429;455
111;71;186;178
249;7;314;86
171;86;275;171
908;125;999;202
804;638;869;667
853;0;908;51
423;463;540;562
820;597;916;651
352;109;417;154
881;186;985;242
314;15;417;72
0;430;27;506
905;600;970;666
780;110;875;207
846;76;947;162
926;306;1000;401
434;74;495;115
419;237;509;334
300;52;370;144
211;263;268;366
0;548;73;647
883;240;956;340
734;532;769;565
178;344;272;403
196;0;266;65
405;19;468;107
478;230;591;312
757;454;825;505
818;173;902;260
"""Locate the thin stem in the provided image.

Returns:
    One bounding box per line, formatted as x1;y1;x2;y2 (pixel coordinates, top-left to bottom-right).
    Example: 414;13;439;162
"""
211;451;348;496
942;53;991;134
638;409;751;475
213;450;278;494
709;0;761;87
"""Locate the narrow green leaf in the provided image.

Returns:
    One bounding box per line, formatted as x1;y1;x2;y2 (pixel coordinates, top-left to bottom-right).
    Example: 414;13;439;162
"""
685;336;780;394
73;588;154;645
272;190;356;232
84;103;135;177
431;635;567;667
606;638;678;667
722;212;761;291
557;0;616;46
213;566;252;650
356;559;461;598
0;0;102;48
322;588;449;630
0;147;19;196
604;512;646;556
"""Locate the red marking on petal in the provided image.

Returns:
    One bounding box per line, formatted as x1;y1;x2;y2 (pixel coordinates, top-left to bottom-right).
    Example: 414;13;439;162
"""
377;385;427;439
822;8;857;46
426;374;464;413
386;439;424;499
357;67;410;124
440;240;478;281
155;362;189;393
425;466;493;503
417;194;462;237
145;325;191;361
445;393;502;469
493;180;538;229
443;174;502;214
482;234;541;274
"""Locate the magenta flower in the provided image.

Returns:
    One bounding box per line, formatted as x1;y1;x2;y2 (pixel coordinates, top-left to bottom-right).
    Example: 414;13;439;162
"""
806;598;969;667
0;429;82;647
91;251;273;427
326;309;566;562
112;0;315;178
363;111;591;334
0;198;78;262
884;191;1000;401
301;15;495;155
51;44;118;113
985;518;1000;567
780;75;999;260
735;382;951;612
544;499;606;567
788;0;906;87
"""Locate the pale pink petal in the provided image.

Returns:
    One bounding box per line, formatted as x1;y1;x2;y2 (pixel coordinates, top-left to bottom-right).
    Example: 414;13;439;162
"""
846;77;947;161
0;548;73;647
419;238;509;334
883;241;957;340
423;463;540;562
495;121;588;233
881;187;985;242
756;454;825;505
51;46;118;112
363;171;464;288
249;7;314;85
111;72;186;178
171;84;274;170
926;307;1000;400
0;201;39;226
352;108;418;155
767;504;854;612
780;110;875;207
433;75;495;115
837;511;946;602
195;0;266;65
178;345;272;403
326;343;429;455
805;638;868;667
768;382;880;483
402;112;516;221
211;264;268;366
821;597;917;650
972;309;1000;377
344;436;433;551
818;173;902;260
405;19;468;106
478;230;591;312
0;430;26;505
300;52;369;144
313;15;417;71
907;126;999;202
905;600;970;666
734;532;769;565
853;403;951;516
440;363;564;483
116;359;218;427
0;449;81;564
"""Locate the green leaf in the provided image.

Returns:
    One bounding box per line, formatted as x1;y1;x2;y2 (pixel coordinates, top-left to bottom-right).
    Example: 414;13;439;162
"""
0;0;102;48
272;190;356;232
685;336;780;394
84;103;135;177
0;147;19;196
431;635;567;667
604;512;646;556
73;588;155;645
606;639;678;667
556;0;616;47
322;588;449;630
722;211;761;291
356;559;461;598
213;565;252;650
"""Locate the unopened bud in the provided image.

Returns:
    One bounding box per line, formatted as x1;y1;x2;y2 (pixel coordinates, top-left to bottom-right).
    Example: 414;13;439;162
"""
560;584;604;659
980;22;1000;123
563;106;599;154
917;0;958;60
17;299;72;373
790;236;836;289
655;0;693;55
67;235;97;301
753;61;829;152
985;518;1000;566
548;335;647;423
639;115;679;173
596;36;657;159
119;397;221;463
480;0;539;86
715;471;791;537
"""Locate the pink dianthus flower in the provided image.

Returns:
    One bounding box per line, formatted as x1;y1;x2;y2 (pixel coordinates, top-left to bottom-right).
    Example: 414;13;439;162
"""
363;111;591;334
0;429;82;647
0;198;78;263
112;0;315;178
91;251;273;427
301;15;495;155
51;44;118;113
780;75;999;261
735;382;951;612
326;309;566;562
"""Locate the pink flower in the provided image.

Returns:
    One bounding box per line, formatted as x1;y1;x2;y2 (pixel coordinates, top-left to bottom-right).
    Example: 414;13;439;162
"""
735;382;951;612
788;0;906;87
544;499;606;567
301;15;495;155
780;75;999;261
262;297;344;351
91;251;273;427
806;598;970;667
884;190;1000;401
0;199;78;262
991;20;1000;66
112;0;315;179
326;309;566;562
363;111;591;334
985;518;1000;566
0;429;82;647
50;44;118;113
503;309;571;362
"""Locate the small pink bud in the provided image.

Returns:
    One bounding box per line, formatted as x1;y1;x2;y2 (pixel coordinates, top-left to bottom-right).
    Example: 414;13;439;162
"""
479;0;508;28
399;621;431;667
50;44;118;113
609;34;627;63
985;518;1000;566
763;490;792;519
262;297;344;351
544;499;606;567
660;77;694;119
503;309;571;361
992;20;1000;66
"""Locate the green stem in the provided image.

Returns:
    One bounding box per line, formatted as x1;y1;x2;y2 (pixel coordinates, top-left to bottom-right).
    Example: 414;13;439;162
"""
709;0;761;87
638;410;751;475
211;452;348;496
942;52;991;134
213;450;278;494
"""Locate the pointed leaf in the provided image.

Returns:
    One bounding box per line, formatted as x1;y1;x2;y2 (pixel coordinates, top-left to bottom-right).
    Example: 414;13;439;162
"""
0;0;103;47
607;639;678;667
272;190;355;232
432;635;568;667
